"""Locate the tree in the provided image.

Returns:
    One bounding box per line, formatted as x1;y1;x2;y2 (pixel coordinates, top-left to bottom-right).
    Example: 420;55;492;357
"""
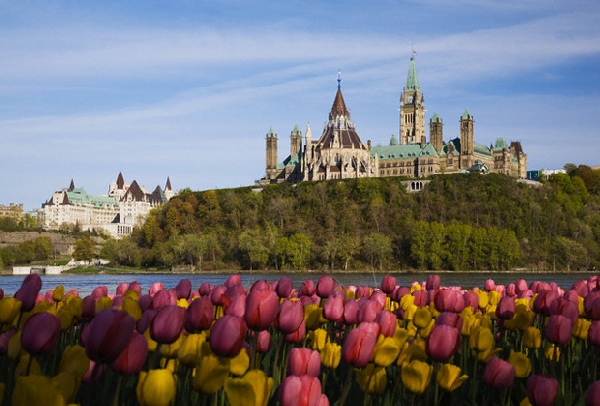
73;237;96;263
238;229;269;270
362;232;392;270
289;233;312;270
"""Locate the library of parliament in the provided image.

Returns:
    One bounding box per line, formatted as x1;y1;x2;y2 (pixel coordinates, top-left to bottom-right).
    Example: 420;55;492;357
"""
260;56;527;185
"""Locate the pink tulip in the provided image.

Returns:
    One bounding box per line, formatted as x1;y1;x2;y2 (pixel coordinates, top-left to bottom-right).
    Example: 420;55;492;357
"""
276;277;294;298
496;296;516;320
137;309;156;334
550;298;579;325
256;330;271;353
434;289;465;313
152;289;177;309
527;375;558;406
355;286;371;299
484;279;496;292
342;322;378;368
14;273;42;311
586;380;600;406
426;324;459;362
175;278;192;300
392;286;410;302
380;275;396;294
426;274;441;290
210;285;228;306
110;332;148;375
224;274;241;288
545;314;572;346
376;310;397;338
83;360;104;383
276;299;304;334
285;320;306;343
588;320;600;347
533;289;559;316
250;279;271;292
20;312;61;355
343;299;359;325
116;283;128;296
150;305;186;345
483;356;515;391
436;312;463;331
127;281;142;295
300;280;316;297
316;276;335;298
138;294;153;312
463;291;479;311
149;282;163;296
85;309;135;364
199;282;212;296
224;292;247;318
279;375;328;406
357;299;381;323
82;295;98;319
185;295;214;332
323;291;344;322
91;285;108;298
245;287;279;330
412;289;428;307
210;315;247;357
287;348;321;377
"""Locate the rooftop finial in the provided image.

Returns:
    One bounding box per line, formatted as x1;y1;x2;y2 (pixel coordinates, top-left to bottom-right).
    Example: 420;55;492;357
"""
337;69;341;88
411;45;417;59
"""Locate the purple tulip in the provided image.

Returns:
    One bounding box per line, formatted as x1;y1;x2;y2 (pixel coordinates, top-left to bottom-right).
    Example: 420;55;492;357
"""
21;312;61;355
110;332;148;375
210;315;247;357
527;375;558;406
150;305;186;344
186;295;214;332
85;309;135;364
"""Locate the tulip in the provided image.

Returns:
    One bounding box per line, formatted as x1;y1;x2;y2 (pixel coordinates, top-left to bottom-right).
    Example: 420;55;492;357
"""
12;375;66;406
224;369;274;406
508;350;531;378
199;282;212;296
342;322;377;368
434;289;465;313
524;375;558;406
276;276;294;298
20;312;61;355
323;291;344;322
413;307;433;329
320;341;341;369
426;324;459;362
177;332;206;366
523;326;542;349
545;314;572;346
84;309;135;364
483;356;515;391
376;310;397;337
426;274;441;290
150;305;186;345
279;375;327;406
59;345;90;378
343;299;359;325
14;273;42;312
110;332;148;375
175;278;192;299
245;288;279;330
372;336;401;367
210;315;247;357
586;380;600;406
357;298;380;323
401;359;433;395
300;280;316;297
287;348;321;377
437;363;468;392
225;274;242;288
0;330;16;355
496;296;516;320
355;363;387;395
276;299;304;334
224;292;247;318
0;297;22;325
589;320;600;347
284;319;306;343
137;369;177;406
185;295;214;332
533;289;559;316
316;276;335;298
256;330;271;353
381;275;397;294
194;342;231;394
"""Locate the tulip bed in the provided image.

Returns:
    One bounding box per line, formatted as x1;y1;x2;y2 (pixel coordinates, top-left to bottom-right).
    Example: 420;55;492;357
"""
1;273;600;405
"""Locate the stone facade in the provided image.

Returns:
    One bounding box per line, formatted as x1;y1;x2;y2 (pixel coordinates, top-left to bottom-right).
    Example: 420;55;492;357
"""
261;57;527;185
41;173;174;238
0;203;23;222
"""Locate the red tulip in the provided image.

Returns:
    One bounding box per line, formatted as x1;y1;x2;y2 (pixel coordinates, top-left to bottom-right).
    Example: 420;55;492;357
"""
426;324;459;362
85;309;135;364
210;315;247;357
381;275;397;294
496;296;516;320
276;299;304;334
483;356;515;391
276;277;294;298
285;319;306;343
224;292;247;318
150;305;186;344
210;285;228;306
342;322;378;368
14;273;42;311
110;332;148;375
545;314;572;346
186;296;214;332
316;276;335;298
279;375;328;406
586;380;600;406
533;289;559;316
527;375;558;406
300;280;316;297
287;348;321;377
175;278;192;300
323;291;344;322
21;312;61;355
426;274;441;290
245;288;279;330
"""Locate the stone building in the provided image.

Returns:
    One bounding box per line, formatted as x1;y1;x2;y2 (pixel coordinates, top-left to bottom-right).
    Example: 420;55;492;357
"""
0;203;23;222
41;173;174;238
260;56;527;185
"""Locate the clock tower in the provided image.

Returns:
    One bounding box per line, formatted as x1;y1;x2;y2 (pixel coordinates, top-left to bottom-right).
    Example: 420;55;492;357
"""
399;55;426;145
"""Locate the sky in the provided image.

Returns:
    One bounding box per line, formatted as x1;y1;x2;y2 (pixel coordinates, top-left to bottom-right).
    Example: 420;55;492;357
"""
2;0;600;211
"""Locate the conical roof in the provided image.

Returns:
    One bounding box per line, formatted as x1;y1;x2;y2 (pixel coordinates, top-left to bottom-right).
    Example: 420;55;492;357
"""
405;56;420;92
329;87;350;121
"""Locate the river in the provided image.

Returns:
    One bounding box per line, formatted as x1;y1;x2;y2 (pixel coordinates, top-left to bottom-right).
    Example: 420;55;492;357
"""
0;271;596;296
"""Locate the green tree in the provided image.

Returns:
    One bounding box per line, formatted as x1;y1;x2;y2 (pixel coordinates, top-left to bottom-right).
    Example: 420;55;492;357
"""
238;229;269;270
337;234;361;270
362;232;392;270
73;237;96;263
410;221;429;269
289;233;312;270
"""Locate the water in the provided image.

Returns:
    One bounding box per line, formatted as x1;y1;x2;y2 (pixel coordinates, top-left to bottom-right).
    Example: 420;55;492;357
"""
0;271;596;296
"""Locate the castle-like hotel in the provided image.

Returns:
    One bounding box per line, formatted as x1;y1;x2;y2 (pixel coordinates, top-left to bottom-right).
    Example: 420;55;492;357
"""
260;56;526;185
42;173;174;238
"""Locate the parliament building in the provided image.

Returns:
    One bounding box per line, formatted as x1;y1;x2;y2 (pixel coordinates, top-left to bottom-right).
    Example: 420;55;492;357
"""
260;56;527;185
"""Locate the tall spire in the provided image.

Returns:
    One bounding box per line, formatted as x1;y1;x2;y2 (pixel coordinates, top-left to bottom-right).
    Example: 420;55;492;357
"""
330;71;350;121
405;56;420;93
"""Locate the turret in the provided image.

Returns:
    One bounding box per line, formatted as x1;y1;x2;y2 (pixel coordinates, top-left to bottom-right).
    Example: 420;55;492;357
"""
290;124;302;157
460;109;475;169
265;127;278;180
429;112;444;154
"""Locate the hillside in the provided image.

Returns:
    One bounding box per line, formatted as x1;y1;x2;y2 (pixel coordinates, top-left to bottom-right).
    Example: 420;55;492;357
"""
97;167;600;272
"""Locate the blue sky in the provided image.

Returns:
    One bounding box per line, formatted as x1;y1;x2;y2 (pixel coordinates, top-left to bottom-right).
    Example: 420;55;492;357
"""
2;0;600;211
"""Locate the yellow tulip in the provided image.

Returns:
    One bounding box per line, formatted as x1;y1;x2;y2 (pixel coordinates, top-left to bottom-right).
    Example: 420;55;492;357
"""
522;326;542;349
400;294;415;311
436;363;468;392
95;296;112;313
8;331;22;361
51;371;79;404
386;297;398;313
176;298;189;309
178;333;207;367
224;369;273;406
488;290;501;306
545;345;561;362
137;369;177;406
403;303;418;321
160;334;184;358
428;301;441;319
578;296;585;316
121;296;142;321
31;301;57;316
573;318;591;340
125;289;140;300
12;375;66;406
304;303;325;330
469;326;494;352
52;285;65;302
393;326;410;348
193;342;230;394
508;350;531;378
320;341;342;369
373;336;401;367
15;353;41;377
413;307;432;329
418;319;435;339
310;328;328;351
355;363;387;395
397;340;427;368
59;345;90;378
0;297;22;325
476;290;489;309
401;359;433;395
345;289;356;300
144;329;158;352
461;313;480;336
230;348;250;376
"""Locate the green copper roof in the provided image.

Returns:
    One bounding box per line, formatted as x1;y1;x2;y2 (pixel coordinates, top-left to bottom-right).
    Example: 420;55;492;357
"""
66;188;119;210
494;138;509;150
370;143;428;160
292;124;301;135
390;134;398;146
405;57;420;92
461;109;472;120
267;127;277;138
430;112;442;123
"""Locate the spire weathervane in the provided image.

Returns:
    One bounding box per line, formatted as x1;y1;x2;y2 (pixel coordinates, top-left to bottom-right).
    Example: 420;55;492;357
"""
337;69;341;88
